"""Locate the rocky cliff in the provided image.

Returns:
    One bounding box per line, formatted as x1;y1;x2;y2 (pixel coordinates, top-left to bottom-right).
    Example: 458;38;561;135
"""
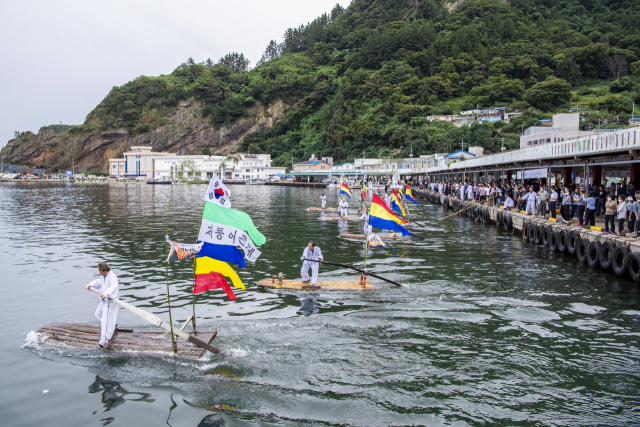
1;99;287;172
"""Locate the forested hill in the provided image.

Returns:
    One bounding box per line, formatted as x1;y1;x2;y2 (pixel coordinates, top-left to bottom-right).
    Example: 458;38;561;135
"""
3;0;640;172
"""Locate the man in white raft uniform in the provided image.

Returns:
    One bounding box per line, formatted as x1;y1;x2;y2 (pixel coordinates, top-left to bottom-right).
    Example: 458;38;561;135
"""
86;262;119;349
301;241;323;287
320;194;326;208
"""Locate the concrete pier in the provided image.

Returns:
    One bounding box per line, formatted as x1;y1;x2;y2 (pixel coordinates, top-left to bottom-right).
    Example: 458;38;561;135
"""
415;189;640;281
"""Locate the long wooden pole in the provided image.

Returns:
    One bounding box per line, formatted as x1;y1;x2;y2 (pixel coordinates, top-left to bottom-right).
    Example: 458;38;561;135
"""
165;184;177;353
438;199;479;221
303;258;403;287
87;287;223;355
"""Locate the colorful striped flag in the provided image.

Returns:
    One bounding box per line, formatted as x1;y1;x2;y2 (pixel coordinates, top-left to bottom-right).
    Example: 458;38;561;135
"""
340;183;352;199
369;194;411;236
405;185;419;206
391;188;407;217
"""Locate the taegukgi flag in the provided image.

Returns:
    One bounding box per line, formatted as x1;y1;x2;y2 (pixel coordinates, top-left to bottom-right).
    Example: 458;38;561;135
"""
204;174;231;208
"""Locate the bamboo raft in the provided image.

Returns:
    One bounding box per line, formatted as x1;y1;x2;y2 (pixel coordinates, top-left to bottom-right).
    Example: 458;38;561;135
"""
257;278;375;291
340;233;400;240
37;323;218;360
309;207;338;211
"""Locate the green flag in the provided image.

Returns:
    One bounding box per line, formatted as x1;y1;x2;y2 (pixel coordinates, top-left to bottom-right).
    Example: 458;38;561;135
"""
202;201;266;246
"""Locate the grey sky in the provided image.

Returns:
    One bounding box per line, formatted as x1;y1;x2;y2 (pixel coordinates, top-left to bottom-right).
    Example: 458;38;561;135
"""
0;0;350;148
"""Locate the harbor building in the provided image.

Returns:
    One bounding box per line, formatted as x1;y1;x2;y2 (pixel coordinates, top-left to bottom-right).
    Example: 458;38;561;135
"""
109;146;173;178
152;153;285;180
520;114;582;149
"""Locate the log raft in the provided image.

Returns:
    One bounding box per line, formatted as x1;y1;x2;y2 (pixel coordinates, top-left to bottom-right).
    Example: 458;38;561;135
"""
37;323;217;360
257;278;375;291
340;233;400;240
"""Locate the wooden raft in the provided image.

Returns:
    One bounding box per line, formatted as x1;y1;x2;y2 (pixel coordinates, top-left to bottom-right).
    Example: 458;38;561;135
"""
37;323;217;360
340;233;399;240
257;278;375;291
309;207;338;211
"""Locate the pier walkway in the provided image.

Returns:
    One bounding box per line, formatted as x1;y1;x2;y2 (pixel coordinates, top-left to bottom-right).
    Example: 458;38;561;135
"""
415;189;640;281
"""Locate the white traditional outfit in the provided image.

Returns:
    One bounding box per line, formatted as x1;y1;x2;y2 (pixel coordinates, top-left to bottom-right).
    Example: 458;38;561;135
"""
320;195;326;208
522;190;537;215
88;271;119;347
301;246;323;285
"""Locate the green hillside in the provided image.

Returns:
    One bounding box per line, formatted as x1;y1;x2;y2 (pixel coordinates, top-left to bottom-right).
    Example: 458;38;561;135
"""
74;0;640;167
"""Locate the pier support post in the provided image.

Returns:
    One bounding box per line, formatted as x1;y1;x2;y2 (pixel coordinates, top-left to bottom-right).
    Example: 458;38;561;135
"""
631;164;640;185
563;167;572;186
592;165;602;187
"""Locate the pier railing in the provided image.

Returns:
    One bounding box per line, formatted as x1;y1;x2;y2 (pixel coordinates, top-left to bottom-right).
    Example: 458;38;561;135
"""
395;127;640;175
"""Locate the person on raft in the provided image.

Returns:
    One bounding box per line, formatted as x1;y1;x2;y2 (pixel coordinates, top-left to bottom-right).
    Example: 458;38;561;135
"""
301;241;323;286
359;207;369;232
86;262;119;349
320;194;326;208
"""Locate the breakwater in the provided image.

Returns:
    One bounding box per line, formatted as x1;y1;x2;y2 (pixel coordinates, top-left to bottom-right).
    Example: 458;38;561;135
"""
415;189;640;282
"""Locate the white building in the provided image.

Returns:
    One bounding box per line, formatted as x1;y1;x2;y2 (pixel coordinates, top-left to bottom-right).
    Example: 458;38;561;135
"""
152;153;285;181
520;113;582;149
330;162;355;171
109;146;173;178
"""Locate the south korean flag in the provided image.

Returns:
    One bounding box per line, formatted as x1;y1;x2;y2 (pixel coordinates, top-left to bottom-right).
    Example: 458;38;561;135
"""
204;174;231;208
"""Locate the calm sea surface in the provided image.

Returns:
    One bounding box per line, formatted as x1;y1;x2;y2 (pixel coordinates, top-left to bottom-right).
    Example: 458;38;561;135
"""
1;182;639;426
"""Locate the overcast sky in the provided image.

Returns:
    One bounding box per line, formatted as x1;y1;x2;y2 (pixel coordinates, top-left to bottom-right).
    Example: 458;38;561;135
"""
0;0;350;148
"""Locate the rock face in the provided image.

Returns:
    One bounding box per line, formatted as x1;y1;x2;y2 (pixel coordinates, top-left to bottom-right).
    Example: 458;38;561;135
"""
1;99;287;172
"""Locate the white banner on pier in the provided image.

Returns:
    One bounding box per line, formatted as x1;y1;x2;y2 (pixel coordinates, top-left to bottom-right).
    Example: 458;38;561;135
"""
517;168;548;180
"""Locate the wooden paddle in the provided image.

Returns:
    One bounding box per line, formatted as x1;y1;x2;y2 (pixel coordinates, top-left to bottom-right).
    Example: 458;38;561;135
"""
87;287;224;356
303;258;403;287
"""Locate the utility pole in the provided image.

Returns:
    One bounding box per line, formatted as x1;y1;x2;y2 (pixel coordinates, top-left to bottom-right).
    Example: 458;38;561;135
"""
409;144;413;158
461;138;465;151
500;137;506;152
72;159;74;176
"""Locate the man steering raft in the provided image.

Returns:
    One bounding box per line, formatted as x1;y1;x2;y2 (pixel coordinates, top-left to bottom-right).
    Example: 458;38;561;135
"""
300;241;323;288
86;262;119;349
320;193;326;208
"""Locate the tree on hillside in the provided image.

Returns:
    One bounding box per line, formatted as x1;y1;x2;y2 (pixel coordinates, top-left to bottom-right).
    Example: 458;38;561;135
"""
608;55;629;80
217;52;250;73
256;40;283;66
201;147;212;158
524;77;572;111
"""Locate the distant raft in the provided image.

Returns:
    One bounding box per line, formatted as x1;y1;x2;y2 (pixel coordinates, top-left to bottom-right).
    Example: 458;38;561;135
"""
257;278;375;291
37;323;217;360
309;207;338;211
340;233;400;240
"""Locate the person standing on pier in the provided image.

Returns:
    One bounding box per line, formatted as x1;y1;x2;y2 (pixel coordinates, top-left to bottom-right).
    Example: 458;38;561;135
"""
617;196;627;234
538;187;548;218
86;262;119;349
549;187;558;219
522;188;537;215
585;192;597;227
320;194;326;208
634;193;640;238
604;195;617;234
562;189;572;221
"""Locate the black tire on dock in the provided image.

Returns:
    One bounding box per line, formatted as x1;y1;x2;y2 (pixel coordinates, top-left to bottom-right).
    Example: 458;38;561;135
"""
496;211;503;228
612;247;630;276
576;238;589;264
527;223;536;242
548;231;558;252
542;226;551;247
523;222;529;241
587;241;600;268
534;225;543;244
482;208;488;224
566;230;579;255
628;252;640;282
598;241;614;270
503;214;513;232
443;198;449;209
558;229;568;252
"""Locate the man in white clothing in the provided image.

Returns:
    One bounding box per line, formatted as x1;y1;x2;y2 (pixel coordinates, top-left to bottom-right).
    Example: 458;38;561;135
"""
467;184;473;200
320;194;326;208
359;207;369;233
86;262;119;349
300;241;323;286
522;188;537;215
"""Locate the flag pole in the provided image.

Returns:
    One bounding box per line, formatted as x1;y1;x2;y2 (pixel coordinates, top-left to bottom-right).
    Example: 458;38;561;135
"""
191;201;206;332
165;184;177;353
